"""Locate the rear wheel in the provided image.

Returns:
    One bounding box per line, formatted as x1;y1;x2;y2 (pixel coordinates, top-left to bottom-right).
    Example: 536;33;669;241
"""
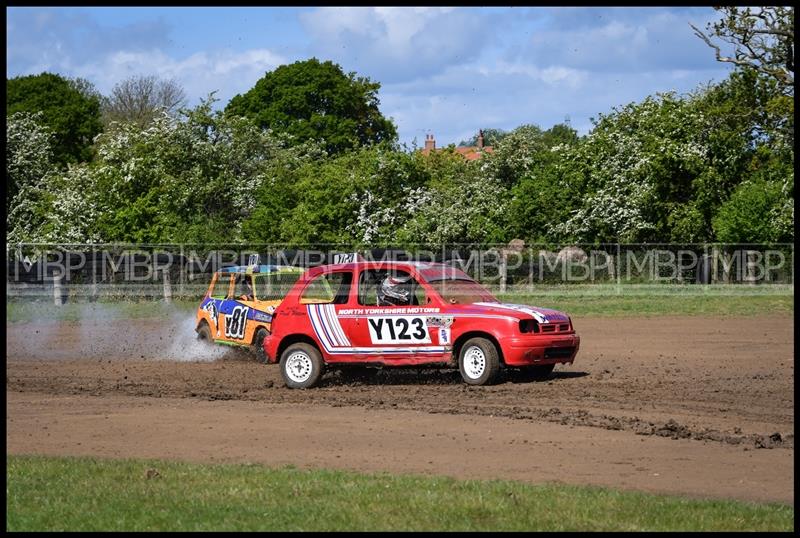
458;337;500;386
280;343;325;389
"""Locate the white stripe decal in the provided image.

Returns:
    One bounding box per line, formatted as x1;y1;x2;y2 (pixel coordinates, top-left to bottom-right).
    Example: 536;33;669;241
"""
473;302;549;323
319;304;342;346
310;305;337;350
325;304;351;346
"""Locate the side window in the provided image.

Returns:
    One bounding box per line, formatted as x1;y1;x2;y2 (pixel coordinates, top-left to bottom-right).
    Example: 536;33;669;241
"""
358;269;424;306
235;274;255;300
209;274;232;299
300;272;353;304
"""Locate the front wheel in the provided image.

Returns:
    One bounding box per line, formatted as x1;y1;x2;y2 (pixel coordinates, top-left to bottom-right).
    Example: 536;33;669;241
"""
253;327;269;364
280;343;325;389
197;322;213;342
458;337;500;386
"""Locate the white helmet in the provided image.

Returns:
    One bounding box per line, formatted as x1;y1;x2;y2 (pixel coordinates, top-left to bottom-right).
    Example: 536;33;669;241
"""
378;273;412;306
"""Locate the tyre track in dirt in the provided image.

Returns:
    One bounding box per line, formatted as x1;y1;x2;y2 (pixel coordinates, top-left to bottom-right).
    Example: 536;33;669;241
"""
7;315;794;450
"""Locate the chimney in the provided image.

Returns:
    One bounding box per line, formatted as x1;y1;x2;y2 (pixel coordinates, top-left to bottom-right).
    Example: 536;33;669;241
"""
424;133;436;151
477;129;484;149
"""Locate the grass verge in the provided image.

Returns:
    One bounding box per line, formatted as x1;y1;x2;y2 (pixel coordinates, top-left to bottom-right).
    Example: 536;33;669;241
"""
6;455;793;531
6;284;794;322
495;293;794;317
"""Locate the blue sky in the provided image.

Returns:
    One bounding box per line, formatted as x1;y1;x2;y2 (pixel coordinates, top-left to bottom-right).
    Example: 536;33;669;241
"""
6;6;733;147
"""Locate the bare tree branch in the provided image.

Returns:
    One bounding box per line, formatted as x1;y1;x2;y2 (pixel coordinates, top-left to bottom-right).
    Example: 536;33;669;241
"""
102;75;188;127
689;7;794;93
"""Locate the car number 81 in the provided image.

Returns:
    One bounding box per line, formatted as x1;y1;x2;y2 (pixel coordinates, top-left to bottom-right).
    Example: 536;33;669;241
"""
367;317;431;344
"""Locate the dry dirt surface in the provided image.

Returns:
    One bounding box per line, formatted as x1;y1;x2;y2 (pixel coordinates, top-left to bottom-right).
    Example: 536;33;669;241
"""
6;315;795;504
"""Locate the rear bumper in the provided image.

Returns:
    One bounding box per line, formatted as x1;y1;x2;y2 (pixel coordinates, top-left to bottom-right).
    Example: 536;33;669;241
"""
501;334;580;366
263;334;280;363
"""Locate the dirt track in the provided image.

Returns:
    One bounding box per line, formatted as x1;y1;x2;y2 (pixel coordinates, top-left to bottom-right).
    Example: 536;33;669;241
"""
6;315;795;503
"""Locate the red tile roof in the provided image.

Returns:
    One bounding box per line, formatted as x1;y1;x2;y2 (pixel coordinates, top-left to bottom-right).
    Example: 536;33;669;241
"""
420;145;494;160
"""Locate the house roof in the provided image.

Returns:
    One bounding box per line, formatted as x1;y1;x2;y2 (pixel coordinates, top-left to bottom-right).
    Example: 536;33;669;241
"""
420;145;494;160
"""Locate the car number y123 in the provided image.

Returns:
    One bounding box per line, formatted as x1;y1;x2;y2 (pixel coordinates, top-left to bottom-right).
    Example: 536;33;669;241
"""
367;317;431;344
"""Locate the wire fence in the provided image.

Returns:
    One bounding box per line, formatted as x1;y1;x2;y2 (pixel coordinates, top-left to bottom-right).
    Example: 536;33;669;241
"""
5;243;794;303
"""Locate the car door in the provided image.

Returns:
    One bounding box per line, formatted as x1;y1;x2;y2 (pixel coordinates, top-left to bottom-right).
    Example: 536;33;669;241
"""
201;272;235;340
215;273;254;344
346;267;447;360
299;270;361;361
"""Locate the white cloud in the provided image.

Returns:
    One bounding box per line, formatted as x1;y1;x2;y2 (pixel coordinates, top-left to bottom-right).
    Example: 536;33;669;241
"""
68;48;286;106
300;7;493;83
522;8;728;73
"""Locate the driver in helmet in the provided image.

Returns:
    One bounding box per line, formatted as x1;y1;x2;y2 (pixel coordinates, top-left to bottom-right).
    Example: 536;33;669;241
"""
377;272;413;306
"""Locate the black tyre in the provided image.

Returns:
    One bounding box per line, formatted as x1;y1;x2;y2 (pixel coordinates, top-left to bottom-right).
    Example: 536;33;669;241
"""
253;327;269;364
196;322;212;342
280;343;325;389
458;337;500;386
527;363;555;380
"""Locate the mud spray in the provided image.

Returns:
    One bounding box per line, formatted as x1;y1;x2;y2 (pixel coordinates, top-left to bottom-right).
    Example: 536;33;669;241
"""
8;302;235;362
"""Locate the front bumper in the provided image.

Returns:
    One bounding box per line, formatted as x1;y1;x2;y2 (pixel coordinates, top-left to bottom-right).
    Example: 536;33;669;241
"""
501;334;580;366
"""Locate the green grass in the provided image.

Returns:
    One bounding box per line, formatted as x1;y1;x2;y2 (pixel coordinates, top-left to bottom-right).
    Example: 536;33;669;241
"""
495;292;794;317
6;455;793;531
6;284;793;322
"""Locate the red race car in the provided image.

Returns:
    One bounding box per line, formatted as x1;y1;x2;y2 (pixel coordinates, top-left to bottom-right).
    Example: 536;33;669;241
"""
261;256;580;388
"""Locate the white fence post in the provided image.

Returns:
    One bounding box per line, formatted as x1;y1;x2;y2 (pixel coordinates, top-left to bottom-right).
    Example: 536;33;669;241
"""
499;251;507;294
53;272;64;306
163;269;172;302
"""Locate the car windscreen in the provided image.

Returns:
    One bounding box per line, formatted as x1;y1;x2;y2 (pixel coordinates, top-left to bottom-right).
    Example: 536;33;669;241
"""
423;270;498;305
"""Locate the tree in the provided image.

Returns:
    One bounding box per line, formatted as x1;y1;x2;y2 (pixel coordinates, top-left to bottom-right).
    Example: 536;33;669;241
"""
713;177;793;243
88;96;322;243
483;123;578;189
6;72;103;165
226;58;397;155
102;75;188;127
396;151;509;245
243;143;426;245
551;92;717;243
6;112;55;240
9;95;324;244
690;6;794;94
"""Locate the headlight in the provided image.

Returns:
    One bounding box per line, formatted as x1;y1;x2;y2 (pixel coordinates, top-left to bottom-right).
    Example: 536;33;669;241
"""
519;319;539;333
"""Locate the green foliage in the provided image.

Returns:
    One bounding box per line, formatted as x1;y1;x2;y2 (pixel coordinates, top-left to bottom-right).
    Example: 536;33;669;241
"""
713;177;793;243
6;72;103;165
243;143;427;245
8;96;324;243
507;149;585;243
93;97;323;243
4;57;793;247
6;112;54;223
484;123;578;189
397;150;508;245
226;58;397;155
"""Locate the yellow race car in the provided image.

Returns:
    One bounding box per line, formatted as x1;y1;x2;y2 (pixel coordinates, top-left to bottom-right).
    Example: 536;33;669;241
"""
195;264;304;362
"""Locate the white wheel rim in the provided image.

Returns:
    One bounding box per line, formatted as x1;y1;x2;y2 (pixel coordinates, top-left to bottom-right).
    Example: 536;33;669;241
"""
463;345;486;379
285;351;313;383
